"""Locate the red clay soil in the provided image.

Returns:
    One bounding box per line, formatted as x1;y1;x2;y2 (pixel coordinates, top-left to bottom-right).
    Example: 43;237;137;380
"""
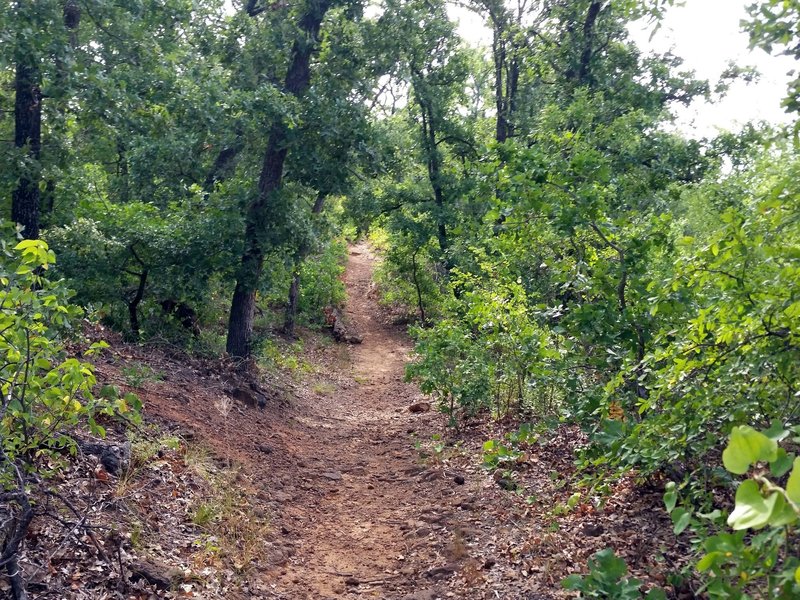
12;242;689;599
130;242;496;599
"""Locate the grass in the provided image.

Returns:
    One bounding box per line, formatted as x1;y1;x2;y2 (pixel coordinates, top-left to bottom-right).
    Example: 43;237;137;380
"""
312;382;336;395
121;362;164;388
184;445;271;573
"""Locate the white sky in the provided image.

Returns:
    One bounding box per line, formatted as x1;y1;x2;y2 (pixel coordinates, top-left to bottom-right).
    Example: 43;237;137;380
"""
449;0;797;138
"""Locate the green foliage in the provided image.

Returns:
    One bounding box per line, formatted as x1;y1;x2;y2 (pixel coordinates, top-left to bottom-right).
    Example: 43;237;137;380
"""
562;548;666;599
664;425;800;598
482;424;539;470
0;224;141;493
297;238;348;323
121;363;164;389
46;195;239;338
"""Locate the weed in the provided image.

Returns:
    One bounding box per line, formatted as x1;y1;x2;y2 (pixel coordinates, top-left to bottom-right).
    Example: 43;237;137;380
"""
312;382;336;395
121;362;163;388
184;446;270;573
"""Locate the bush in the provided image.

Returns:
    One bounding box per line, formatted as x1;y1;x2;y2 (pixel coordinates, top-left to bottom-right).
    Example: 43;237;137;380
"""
0;226;141;597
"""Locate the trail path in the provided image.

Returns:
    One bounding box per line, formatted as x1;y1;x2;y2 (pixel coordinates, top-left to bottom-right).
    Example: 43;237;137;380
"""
266;242;468;599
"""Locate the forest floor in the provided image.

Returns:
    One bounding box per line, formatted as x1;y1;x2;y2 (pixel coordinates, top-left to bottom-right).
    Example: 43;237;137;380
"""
6;242;693;599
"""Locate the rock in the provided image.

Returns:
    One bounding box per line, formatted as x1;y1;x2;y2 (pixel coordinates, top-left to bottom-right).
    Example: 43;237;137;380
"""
495;477;517;491
453;474;465;485
402;590;440;600
408;402;431;413
256;444;273;454
324;307;363;344
128;559;173;590
227;386;266;409
78;439;131;475
273;491;293;503
425;564;457;580
581;523;604;537
321;471;342;481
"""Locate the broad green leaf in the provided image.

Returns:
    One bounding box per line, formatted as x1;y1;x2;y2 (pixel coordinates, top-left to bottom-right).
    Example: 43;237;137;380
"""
727;480;778;530
13;239;43;251
561;574;582;590
697;552;721;572
786;457;800;504
722;426;778;474
671;507;692;535
766;492;797;527
764;420;789;442
663;482;677;513
770;448;795;477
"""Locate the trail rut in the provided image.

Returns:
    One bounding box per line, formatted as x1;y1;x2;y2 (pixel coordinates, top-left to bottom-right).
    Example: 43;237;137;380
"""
265;242;463;599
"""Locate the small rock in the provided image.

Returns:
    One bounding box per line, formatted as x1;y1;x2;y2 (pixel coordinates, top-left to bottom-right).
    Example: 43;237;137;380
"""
425;564;457;580
273;491;293;503
321;471;342;481
495;477;517;491
402;590;439;600
408;402;431;413
582;523;604;537
453;474;465;485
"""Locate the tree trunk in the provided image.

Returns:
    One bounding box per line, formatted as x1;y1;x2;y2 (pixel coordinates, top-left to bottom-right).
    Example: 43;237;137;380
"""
226;0;332;358
284;271;301;337
577;0;603;86
12;59;42;240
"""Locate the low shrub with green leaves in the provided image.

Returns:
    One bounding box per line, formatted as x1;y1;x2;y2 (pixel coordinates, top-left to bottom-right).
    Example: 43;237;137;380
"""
0;226;141;595
664;424;800;598
562;548;666;599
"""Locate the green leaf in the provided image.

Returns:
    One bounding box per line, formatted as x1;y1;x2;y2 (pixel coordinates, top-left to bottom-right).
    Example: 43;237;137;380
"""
766;492;797;527
786;457;800;504
591;548;627;580
727;480;778;530
561;574;582;590
671;507;692;535
663;482;677;513
13;239;42;251
722;426;778;474
763;420;789;442
770;448;795;477
697;552;721;572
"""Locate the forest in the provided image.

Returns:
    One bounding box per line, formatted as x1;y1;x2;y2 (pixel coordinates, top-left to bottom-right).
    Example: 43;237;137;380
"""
2;0;800;598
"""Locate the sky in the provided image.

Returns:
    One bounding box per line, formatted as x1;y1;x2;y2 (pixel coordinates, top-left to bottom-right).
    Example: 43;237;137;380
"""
449;0;797;138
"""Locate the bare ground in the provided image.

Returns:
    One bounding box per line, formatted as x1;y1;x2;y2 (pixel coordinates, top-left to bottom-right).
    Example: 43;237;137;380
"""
5;242;691;599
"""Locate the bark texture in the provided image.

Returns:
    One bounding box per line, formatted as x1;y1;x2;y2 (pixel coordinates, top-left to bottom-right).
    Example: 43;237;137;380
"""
226;0;333;358
12;59;42;240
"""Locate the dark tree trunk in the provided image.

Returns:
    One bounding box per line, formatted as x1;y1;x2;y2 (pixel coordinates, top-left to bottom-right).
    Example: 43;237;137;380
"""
203;136;244;194
226;0;332;358
577;0;603;86
12;60;42;240
283;193;326;337
127;268;148;339
63;0;80;48
493;21;509;144
284;272;301;337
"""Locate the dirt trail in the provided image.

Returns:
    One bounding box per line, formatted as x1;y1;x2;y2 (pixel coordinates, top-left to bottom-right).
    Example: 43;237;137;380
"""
267;242;463;599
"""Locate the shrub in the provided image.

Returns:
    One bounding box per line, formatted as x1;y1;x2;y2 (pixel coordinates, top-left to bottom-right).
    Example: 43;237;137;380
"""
0;226;141;597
